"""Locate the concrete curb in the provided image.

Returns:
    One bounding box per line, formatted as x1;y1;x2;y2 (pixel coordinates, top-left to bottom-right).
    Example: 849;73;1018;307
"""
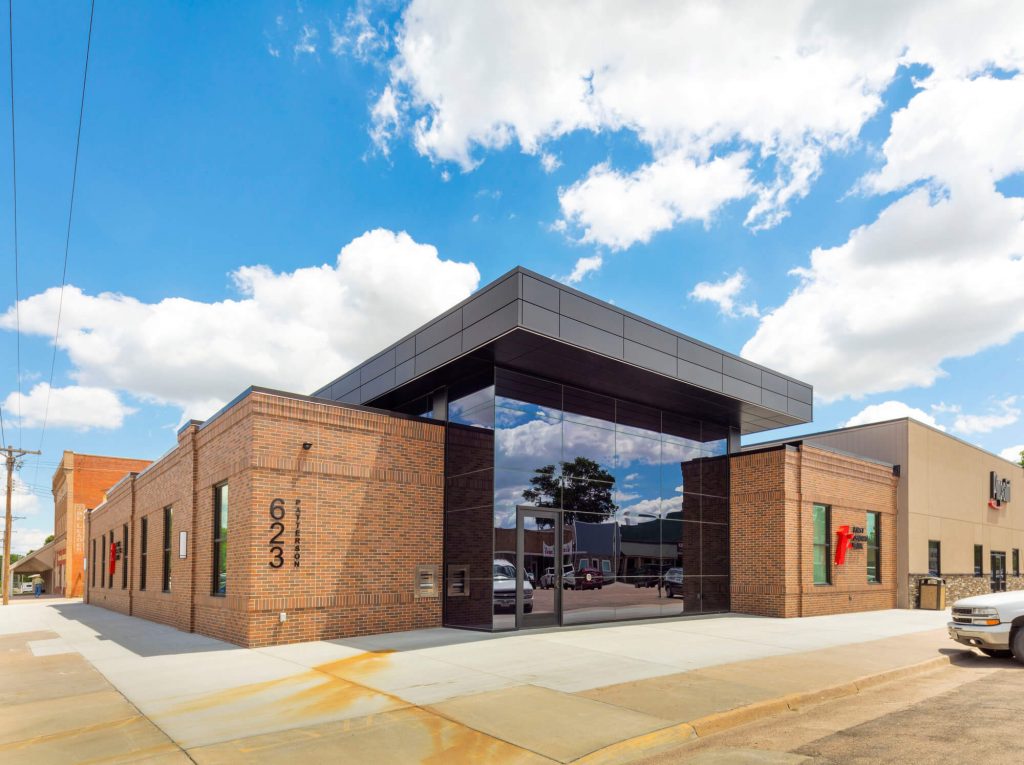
574;655;954;764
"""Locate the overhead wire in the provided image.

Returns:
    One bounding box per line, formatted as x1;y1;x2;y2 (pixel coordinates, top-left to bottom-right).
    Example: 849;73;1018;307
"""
36;0;95;449
31;0;97;484
7;0;22;446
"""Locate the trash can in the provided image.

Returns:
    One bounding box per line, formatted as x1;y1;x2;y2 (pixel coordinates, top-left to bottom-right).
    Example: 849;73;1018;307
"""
918;577;946;609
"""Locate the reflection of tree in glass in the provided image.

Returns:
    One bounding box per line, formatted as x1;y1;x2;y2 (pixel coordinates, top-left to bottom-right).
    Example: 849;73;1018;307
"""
522;457;616;524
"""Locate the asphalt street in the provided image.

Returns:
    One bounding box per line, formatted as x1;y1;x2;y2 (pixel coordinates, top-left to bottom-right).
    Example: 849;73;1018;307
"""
641;651;1024;764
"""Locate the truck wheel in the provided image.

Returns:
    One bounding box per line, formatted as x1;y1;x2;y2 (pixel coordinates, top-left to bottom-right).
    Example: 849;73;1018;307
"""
1012;628;1024;664
979;648;1013;658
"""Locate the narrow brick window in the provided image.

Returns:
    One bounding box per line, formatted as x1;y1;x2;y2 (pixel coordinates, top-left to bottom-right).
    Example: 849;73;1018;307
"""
928;540;941;576
974;544;983;577
91;538;96;588
101;534;107;589
866;512;880;583
1014;549;1020;578
122;523;129;589
812;503;831;585
213;484;228;596
162;506;172;592
139;518;148;591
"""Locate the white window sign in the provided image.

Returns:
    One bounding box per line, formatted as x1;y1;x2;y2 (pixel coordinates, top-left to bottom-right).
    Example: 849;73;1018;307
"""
179;530;188;559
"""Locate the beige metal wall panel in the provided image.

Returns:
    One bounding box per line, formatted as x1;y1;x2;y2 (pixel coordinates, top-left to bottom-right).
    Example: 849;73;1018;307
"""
906;420;1024;578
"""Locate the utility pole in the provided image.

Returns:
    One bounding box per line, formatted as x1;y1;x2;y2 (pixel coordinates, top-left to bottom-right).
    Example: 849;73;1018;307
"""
3;445;42;605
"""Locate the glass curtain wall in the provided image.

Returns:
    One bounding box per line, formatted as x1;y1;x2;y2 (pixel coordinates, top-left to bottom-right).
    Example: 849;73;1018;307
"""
443;366;731;631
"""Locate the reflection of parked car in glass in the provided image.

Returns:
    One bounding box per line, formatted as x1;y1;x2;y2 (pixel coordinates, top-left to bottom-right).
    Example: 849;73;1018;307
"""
493;559;533;613
575;566;604;590
663;567;685;598
633;564;671;588
539;564;576;589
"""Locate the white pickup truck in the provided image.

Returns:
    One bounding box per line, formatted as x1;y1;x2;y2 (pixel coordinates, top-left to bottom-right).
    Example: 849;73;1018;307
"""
947;590;1024;662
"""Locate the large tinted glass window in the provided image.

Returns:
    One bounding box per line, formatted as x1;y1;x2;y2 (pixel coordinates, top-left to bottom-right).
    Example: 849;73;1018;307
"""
139;518;148;591
213;484;228;595
813;504;830;585
866;512;880;583
122;524;129;589
928;540;941;576
445;366;735;630
447;372;495;480
162;507;172;592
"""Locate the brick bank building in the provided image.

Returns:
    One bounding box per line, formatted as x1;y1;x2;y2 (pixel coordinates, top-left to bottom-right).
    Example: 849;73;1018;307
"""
80;268;1011;647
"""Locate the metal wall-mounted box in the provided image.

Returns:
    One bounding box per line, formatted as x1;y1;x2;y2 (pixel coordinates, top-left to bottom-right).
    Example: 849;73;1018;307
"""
446;565;469;597
415;564;439;598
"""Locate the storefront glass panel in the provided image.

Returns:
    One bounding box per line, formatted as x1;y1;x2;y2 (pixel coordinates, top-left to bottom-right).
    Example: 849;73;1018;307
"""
445;366;734;631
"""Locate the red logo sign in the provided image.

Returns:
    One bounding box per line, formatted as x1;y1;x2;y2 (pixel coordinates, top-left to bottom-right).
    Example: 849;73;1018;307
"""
109;542;117;575
835;525;855;565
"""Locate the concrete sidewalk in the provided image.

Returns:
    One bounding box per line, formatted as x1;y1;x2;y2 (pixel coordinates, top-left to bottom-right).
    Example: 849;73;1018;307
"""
0;602;957;763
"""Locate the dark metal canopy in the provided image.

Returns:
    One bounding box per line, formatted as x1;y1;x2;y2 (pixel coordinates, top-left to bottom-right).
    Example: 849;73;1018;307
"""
312;267;812;435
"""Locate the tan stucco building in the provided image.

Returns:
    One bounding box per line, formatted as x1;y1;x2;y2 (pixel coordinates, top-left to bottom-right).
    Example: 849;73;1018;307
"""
756;418;1023;607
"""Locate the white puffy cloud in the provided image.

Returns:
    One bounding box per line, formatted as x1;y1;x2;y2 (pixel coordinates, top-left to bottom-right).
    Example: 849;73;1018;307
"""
999;444;1024;464
863;75;1024;195
1;229;479;421
951;397;1020;435
560;255;603;286
374;0;1024;247
369;86;400;157
843;401;946;431
3;384;135;431
11;528;49;556
540;152;561;174
0;462;44;556
689;270;760;319
743;183;1024;400
558;153;753;250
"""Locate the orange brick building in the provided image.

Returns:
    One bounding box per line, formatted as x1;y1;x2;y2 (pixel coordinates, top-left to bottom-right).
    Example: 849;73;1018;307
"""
39;452;152;597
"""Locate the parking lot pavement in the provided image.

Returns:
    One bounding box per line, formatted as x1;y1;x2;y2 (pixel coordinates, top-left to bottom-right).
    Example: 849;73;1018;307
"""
0;602;954;763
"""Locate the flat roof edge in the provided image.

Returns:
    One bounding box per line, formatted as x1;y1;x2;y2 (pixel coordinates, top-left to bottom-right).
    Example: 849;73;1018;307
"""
313;265;814;401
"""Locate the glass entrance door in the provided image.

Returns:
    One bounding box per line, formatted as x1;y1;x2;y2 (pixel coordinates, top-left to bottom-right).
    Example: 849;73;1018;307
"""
517;508;561;628
991;551;1007;592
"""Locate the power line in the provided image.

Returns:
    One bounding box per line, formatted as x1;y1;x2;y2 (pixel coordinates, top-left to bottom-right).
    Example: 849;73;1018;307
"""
32;0;96;484
7;0;22;446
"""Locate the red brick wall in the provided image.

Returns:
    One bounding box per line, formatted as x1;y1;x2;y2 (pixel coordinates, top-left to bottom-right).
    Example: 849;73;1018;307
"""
84;477;134;613
132;432;195;631
54;452;151;598
731;445;898;617
86;390;444;647
730;447;791;616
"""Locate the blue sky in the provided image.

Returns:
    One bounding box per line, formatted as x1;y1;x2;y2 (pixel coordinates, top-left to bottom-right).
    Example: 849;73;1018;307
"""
2;1;1023;552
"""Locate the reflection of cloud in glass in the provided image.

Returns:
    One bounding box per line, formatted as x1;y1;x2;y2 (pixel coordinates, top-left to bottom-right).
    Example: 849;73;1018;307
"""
450;404;495;429
448;385;494;423
495;415;561;459
617;496;663;522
